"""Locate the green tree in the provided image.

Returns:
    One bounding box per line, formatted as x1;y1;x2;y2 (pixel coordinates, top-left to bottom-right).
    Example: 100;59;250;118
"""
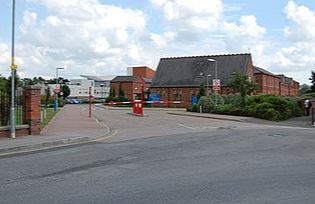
229;71;258;106
45;85;51;108
110;87;116;97
60;84;70;98
299;84;310;95
118;84;125;97
309;71;315;93
197;83;205;100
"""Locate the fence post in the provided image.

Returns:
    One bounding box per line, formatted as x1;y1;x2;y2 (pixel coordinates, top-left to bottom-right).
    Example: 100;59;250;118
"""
23;86;41;135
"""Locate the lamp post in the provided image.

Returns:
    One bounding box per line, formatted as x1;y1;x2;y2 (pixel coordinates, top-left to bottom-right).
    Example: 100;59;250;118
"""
206;74;212;96
208;59;218;105
10;0;17;138
54;67;64;112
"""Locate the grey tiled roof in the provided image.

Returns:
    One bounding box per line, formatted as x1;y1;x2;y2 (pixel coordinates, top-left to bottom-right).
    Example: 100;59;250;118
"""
151;54;252;87
111;76;138;82
143;77;153;83
254;66;276;76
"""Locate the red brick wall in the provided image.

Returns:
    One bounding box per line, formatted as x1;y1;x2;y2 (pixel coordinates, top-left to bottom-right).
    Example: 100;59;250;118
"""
111;78;147;101
255;73;280;95
133;66;155;78
23;86;41;135
0;126;30;138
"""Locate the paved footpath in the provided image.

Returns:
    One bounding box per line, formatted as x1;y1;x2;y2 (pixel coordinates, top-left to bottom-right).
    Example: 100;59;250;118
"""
0;105;110;155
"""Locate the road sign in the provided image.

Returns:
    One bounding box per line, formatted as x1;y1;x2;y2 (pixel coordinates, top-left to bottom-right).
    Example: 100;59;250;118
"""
212;79;221;91
212;79;220;86
213;86;221;91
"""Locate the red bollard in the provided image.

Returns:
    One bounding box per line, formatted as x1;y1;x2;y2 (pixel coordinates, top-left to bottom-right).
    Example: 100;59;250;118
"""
133;101;138;114
132;100;143;116
138;102;143;116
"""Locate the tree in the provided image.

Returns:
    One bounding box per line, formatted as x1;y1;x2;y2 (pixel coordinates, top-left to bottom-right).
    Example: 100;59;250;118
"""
45;85;51;108
309;71;315;93
118;84;125;97
110;87;116;97
60;84;70;98
229;71;258;106
197;83;205;100
299;84;310;95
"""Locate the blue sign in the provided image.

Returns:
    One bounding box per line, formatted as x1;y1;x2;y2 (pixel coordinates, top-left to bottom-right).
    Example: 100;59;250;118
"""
191;96;198;105
149;93;161;101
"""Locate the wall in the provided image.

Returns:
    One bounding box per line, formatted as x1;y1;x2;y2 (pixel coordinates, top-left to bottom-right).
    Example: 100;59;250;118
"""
255;74;280;95
0;86;41;137
132;66;155;78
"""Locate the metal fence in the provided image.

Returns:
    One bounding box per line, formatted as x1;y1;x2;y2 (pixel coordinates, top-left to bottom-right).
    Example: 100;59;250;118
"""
0;85;24;127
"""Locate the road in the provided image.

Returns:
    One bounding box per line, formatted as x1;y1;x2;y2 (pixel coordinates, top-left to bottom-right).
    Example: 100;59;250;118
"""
1;108;315;204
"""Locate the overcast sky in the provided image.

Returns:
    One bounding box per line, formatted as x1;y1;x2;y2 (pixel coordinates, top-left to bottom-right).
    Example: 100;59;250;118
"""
0;0;315;84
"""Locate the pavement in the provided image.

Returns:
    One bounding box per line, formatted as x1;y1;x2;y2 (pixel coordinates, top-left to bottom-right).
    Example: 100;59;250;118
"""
0;104;313;155
0;105;112;155
167;110;315;128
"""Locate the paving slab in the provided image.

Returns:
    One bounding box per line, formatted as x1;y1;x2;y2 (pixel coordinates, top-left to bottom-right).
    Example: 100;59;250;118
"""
0;105;111;155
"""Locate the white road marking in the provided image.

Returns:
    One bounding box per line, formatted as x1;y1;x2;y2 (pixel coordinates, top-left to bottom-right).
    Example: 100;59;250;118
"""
178;123;197;130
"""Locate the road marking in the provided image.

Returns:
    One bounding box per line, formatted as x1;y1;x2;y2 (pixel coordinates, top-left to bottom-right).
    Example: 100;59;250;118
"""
178;123;197;130
92;130;118;142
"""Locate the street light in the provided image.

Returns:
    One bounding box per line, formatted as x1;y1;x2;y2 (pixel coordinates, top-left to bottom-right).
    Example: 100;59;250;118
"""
208;59;218;105
206;74;212;96
10;0;17;138
54;67;64;112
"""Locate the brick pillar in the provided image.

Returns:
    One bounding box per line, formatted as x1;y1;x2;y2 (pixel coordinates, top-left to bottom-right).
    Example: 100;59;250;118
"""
23;86;41;135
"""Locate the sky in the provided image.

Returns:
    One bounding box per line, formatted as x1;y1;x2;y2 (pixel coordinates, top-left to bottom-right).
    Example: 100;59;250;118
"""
0;0;315;84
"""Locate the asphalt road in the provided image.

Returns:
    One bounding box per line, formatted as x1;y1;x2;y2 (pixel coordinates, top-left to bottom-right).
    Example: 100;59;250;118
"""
1;109;315;204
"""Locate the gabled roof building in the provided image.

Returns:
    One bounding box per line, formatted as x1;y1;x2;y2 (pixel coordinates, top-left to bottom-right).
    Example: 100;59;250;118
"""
150;53;299;107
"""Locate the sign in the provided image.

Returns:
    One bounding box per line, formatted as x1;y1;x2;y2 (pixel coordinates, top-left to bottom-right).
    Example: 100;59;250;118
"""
54;85;60;93
213;86;221;91
54;88;60;93
212;79;221;91
212;79;220;86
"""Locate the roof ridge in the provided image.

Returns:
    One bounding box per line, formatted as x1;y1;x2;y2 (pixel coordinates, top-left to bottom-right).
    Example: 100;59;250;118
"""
160;53;251;60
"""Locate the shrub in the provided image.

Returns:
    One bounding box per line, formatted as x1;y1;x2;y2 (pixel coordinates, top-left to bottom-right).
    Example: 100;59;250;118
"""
305;92;315;98
209;92;224;105
246;94;302;121
254;102;281;121
212;104;247;116
223;93;243;106
187;104;198;112
197;96;214;113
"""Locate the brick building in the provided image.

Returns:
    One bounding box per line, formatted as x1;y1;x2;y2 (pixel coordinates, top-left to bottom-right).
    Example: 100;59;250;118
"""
254;67;299;96
254;66;280;95
110;66;155;100
150;53;299;107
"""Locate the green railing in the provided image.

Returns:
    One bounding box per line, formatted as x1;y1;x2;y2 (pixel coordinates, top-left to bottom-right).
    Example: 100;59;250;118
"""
0;87;24;127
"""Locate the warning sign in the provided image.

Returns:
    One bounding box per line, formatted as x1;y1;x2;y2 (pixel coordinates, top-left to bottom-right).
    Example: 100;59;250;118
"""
212;79;221;91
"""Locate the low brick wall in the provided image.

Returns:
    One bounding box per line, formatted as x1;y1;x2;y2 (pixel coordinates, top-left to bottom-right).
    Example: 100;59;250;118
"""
0;86;41;138
0;125;30;138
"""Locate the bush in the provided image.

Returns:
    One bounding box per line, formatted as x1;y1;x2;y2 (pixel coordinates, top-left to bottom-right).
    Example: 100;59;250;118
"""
254;102;281;121
223;93;243;106
305;92;315;98
197;96;214;113
246;94;302;121
209;92;224;105
212;104;247;116
187;104;198;112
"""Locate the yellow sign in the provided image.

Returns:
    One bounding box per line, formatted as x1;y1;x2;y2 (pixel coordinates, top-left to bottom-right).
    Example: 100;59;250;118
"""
10;64;18;70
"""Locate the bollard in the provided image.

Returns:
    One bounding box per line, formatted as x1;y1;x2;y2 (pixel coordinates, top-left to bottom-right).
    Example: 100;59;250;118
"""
41;110;43;123
312;108;314;126
138;102;143;116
